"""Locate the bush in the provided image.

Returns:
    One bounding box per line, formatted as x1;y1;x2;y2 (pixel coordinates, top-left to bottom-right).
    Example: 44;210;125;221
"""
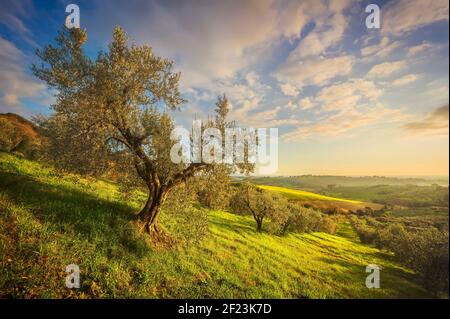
350;215;449;296
382;227;449;295
349;216;378;244
273;203;338;235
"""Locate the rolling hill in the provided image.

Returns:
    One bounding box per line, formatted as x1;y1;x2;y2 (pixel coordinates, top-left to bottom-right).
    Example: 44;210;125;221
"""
0;113;41;140
257;185;384;212
0;152;430;298
0;113;43;156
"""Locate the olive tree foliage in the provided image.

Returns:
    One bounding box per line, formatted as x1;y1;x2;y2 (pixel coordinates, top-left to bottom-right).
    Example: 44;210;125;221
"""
230;183;287;232
162;183;209;246
230;183;339;235
33;27;253;234
275;203;338;235
194;165;233;209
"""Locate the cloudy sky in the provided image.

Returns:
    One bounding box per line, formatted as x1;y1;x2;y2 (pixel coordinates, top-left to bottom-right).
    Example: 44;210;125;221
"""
0;0;449;176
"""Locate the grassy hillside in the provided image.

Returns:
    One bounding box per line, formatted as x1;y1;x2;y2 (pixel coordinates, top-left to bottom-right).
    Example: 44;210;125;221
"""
257;185;383;212
257;185;361;203
0;152;431;298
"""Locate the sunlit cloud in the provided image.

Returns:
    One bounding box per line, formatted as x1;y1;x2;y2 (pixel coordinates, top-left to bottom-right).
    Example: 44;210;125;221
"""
382;0;449;35
282;104;405;141
403;105;449;136
367;61;406;78
0;0;448;175
279;83;300;97
275;55;355;89
0;36;48;114
393;74;419;86
407;41;435;57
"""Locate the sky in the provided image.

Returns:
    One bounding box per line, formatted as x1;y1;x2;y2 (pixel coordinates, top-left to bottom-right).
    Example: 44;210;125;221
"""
0;0;449;176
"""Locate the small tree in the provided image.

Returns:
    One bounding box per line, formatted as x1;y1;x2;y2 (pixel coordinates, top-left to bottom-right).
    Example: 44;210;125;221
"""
230;183;285;232
33;27;252;234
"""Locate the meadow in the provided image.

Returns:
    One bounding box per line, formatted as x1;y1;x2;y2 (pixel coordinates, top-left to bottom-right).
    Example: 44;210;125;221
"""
256;184;383;212
0;152;432;298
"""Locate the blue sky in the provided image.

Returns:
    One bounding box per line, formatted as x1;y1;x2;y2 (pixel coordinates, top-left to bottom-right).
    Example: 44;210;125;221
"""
0;0;449;176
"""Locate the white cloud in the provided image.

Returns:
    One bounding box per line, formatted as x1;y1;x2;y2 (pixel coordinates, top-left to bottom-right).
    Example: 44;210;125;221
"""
392;74;419;86
407;42;434;57
245;72;259;87
286;0;351;58
86;0;352;90
382;0;449;35
272;1;356;92
285;101;296;110
367;61;406;78
361;37;402;59
315;79;383;111
256;106;282;120
0;36;47;113
279;82;300;97
282;103;403;141
280;78;391;141
230;98;300;127
275;55;355;88
299;97;314;110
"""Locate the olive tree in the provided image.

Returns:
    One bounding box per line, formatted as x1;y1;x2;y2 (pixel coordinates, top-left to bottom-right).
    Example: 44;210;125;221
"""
230;183;286;232
33;27;252;234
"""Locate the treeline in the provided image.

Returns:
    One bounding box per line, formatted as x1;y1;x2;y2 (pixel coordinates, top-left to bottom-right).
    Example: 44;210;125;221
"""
244;175;449;189
326;185;449;208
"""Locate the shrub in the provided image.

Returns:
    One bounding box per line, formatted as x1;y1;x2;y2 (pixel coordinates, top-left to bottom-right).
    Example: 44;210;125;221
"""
350;215;449;296
274;203;338;235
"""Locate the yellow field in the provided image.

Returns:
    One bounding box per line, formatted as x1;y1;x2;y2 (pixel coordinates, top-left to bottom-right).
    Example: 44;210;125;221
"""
257;184;383;212
257;185;362;203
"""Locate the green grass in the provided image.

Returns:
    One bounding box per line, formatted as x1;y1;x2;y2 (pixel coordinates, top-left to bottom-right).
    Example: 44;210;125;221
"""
0;152;431;298
257;185;361;203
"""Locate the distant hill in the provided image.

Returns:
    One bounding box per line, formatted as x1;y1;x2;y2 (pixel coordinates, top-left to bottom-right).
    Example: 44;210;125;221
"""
245;176;449;210
0;112;43;156
0;113;41;139
244;175;449;190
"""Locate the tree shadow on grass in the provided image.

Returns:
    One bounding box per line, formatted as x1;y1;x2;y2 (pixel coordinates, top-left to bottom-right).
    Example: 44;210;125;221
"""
318;256;430;298
0;171;149;257
208;213;256;235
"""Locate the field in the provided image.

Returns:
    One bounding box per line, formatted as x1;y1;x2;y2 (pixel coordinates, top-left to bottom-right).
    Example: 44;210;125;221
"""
245;176;449;189
257;185;383;212
0;152;432;298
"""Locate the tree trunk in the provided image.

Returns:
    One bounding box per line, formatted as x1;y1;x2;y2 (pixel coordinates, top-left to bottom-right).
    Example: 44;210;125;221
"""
137;187;166;234
256;217;263;232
